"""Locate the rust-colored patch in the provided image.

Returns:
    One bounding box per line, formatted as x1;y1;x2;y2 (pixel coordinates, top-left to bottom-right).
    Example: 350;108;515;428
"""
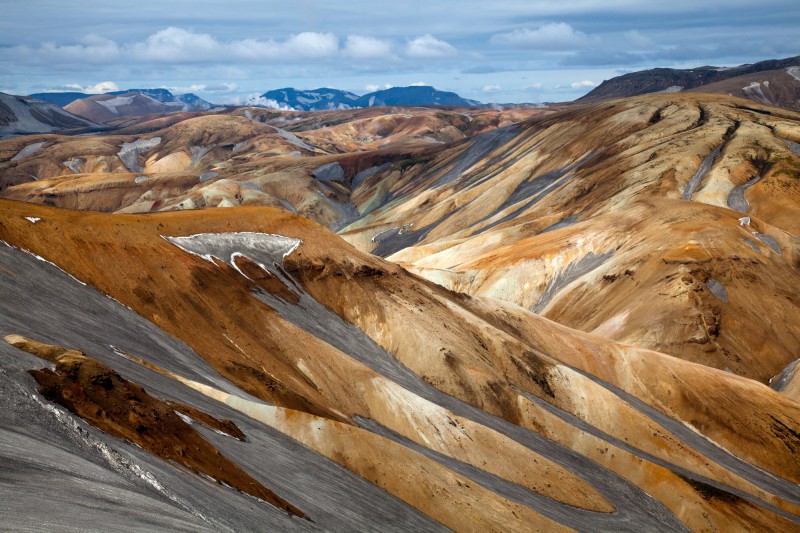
6;334;308;520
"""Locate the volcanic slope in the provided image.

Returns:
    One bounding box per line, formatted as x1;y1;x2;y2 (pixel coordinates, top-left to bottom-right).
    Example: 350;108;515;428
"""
2;201;800;531
0;104;548;228
340;92;800;385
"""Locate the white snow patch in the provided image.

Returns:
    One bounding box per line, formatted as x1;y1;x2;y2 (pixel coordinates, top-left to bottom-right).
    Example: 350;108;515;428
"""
11;142;46;161
24;216;41;223
163;232;302;265
742;82;770;103
739;216;751;226
786;66;800;82
118;137;161;172
96;96;134;114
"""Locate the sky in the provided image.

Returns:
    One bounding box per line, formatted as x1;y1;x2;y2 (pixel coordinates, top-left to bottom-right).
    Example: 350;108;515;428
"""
1;0;798;104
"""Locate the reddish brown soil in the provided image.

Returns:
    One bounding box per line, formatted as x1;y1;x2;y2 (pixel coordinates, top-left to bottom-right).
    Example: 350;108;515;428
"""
6;334;307;519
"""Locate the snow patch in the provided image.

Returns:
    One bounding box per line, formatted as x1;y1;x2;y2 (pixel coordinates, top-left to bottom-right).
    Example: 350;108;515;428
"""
63;158;85;173
11;142;46;161
742;82;770;104
118;137;161;173
786;66;800;82
24;216;41;223
163;232;302;267
96;96;134;114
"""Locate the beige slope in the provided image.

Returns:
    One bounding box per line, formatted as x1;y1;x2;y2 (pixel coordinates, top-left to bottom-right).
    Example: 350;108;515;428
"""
342;93;800;383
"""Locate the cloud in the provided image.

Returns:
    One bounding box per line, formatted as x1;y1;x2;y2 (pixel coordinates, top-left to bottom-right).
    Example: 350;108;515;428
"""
129;27;220;62
570;80;597;89
482;84;502;93
365;84;380;91
133;28;339;62
228;94;295;110
524;82;543;90
405;35;456;58
491;23;588;50
344;35;393;59
277;32;339;58
7;27;341;66
164;82;238;94
409;81;428;86
13;35;121;65
63;81;119;93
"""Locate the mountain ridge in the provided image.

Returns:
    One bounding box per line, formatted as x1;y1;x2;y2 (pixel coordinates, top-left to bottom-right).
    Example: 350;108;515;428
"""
262;85;482;111
580;55;800;105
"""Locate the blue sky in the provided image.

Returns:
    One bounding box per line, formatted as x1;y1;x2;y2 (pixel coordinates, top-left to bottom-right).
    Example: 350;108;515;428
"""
1;0;798;103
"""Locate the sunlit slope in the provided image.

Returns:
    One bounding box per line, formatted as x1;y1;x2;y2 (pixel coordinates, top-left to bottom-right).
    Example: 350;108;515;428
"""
341;93;800;382
1;201;800;531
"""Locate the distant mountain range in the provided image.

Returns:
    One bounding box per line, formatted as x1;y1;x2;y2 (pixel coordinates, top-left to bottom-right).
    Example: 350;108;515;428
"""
260;88;360;111
57;90;214;123
580;55;800;110
261;85;482;111
30;88;213;109
0;92;101;139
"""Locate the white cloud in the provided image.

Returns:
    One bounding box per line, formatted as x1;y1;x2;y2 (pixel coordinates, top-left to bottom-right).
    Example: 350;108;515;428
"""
524;82;543;90
17;35;121;64
344;35;392;59
229;94;295;110
129;27;220;62
164;82;237;94
277;32;339;58
64;81;119;93
570;80;597;89
14;27;341;65
482;84;502;93
409;81;427;86
365;84;380;92
406;34;456;58
491;23;588;50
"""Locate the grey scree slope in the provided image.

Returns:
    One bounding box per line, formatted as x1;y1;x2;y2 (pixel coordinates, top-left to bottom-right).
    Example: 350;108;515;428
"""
0;241;441;532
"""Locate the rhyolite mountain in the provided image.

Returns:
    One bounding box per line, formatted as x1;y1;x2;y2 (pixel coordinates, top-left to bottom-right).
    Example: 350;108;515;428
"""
580;55;800;103
262;85;482;111
0;91;102;138
63;90;214;123
30;88;213;109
